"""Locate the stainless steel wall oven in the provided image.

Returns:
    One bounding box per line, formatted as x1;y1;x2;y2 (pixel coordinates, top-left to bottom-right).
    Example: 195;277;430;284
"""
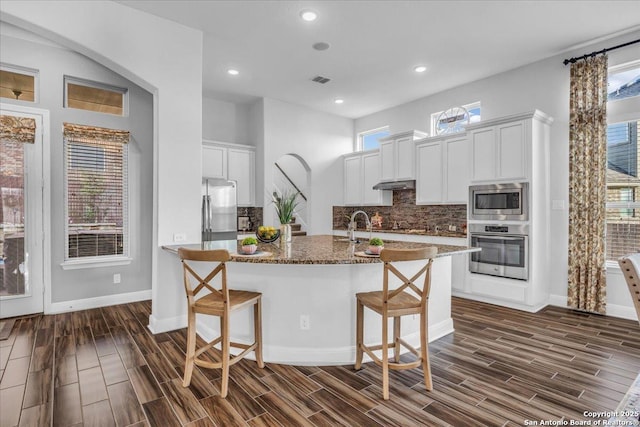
469;224;529;280
469;182;528;221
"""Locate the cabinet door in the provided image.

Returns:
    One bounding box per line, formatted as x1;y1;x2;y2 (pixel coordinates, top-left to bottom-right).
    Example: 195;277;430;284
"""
416;142;443;204
471;127;495;182
445;137;469;203
227;149;255;206
202;145;226;179
362;152;382;205
497;121;526;179
395;137;415;180
379;140;395;181
344;156;362;205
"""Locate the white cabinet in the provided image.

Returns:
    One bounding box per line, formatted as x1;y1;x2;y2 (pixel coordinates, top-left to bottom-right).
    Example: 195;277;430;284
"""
202;141;256;206
416;135;468;204
227;148;255;206
202;145;227;179
469;120;526;182
379;130;428;181
344;151;392;206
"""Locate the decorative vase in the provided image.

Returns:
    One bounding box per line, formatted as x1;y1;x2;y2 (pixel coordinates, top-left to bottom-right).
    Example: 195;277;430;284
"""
368;245;384;255
280;223;292;245
241;244;257;255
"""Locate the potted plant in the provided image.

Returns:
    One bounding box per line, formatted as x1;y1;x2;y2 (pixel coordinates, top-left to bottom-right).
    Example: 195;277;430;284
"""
241;236;258;254
272;189;300;243
368;237;384;255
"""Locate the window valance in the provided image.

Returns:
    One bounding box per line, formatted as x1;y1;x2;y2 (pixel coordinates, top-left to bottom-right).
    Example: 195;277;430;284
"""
0;115;36;144
63;122;130;144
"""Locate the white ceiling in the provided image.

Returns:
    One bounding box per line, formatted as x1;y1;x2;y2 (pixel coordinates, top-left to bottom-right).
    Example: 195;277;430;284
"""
119;1;640;119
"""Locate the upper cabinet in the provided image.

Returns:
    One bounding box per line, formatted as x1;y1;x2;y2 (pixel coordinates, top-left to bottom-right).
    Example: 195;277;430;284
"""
416;134;468;204
379;130;428;181
343;151;392;206
467;111;552;183
202;141;256;206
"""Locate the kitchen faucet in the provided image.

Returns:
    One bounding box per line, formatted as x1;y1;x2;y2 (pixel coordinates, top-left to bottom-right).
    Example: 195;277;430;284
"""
349;210;371;242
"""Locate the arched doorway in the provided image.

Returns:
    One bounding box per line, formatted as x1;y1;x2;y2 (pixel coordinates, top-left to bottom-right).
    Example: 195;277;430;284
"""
272;154;311;233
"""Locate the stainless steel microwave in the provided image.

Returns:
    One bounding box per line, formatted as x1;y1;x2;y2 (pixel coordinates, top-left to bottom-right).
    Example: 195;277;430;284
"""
469;182;528;221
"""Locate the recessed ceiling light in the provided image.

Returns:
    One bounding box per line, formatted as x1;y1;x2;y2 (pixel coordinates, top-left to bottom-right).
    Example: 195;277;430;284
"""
227;69;239;76
300;10;317;22
414;65;427;73
334;99;344;104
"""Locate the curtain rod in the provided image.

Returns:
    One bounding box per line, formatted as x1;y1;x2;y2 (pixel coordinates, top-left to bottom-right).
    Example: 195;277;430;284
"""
563;38;640;65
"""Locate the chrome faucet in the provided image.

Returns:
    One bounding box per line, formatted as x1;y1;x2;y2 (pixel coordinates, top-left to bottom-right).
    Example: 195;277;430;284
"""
349;210;371;242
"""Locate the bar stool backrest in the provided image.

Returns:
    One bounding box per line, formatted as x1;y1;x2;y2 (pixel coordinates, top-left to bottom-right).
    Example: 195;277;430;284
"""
619;253;640;325
178;248;231;309
380;247;438;306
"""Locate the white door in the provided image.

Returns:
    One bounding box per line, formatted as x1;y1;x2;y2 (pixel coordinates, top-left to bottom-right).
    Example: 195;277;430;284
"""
0;104;47;318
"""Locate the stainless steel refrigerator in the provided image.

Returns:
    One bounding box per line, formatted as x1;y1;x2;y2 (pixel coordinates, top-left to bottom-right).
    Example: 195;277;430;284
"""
202;179;238;241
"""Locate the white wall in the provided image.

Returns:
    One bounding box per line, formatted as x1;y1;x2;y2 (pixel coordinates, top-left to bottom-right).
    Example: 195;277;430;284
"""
202;96;251;145
0;26;153;305
0;1;203;326
262;98;353;234
354;30;640;318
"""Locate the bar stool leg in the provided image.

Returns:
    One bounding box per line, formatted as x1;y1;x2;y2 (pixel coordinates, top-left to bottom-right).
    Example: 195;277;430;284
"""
183;309;196;387
393;316;401;363
254;299;264;368
420;310;432;391
220;314;230;398
355;299;364;370
382;311;390;400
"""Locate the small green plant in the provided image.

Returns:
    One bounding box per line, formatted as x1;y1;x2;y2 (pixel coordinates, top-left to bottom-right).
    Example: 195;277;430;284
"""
369;237;384;246
272;189;300;224
242;236;258;245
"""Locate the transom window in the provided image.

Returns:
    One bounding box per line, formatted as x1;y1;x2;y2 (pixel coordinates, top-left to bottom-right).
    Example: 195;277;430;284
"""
430;101;481;135
64;76;128;116
357;126;390;151
608;62;640;101
0;64;38;102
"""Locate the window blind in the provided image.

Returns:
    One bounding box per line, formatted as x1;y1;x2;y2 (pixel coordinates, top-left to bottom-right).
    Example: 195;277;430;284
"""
606;120;640;260
63;123;129;259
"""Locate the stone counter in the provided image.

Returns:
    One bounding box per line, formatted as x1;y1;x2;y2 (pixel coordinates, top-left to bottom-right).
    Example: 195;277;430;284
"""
162;234;477;265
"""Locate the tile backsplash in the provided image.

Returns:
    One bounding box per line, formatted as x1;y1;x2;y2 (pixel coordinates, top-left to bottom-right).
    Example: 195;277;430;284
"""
333;189;467;236
238;207;263;232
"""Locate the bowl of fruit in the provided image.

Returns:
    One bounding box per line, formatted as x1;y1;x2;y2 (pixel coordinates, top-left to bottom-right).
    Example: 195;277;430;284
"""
256;225;280;243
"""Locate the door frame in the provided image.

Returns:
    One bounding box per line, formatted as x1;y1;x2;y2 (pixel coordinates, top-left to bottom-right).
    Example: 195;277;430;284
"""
0;102;51;316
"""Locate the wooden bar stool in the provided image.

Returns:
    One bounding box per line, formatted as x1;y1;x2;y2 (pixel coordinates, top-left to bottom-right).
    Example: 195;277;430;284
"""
178;248;264;398
355;246;438;400
619;253;640;325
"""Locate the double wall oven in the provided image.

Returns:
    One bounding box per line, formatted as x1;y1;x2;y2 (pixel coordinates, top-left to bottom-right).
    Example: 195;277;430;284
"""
469;183;529;281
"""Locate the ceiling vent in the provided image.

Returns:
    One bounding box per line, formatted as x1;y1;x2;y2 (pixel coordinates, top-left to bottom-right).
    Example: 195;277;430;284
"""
311;75;331;84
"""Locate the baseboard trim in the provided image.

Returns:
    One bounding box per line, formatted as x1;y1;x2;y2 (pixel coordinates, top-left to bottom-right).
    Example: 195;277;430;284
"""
47;289;152;315
191;317;454;366
548;293;638;321
148;313;186;335
452;292;547;313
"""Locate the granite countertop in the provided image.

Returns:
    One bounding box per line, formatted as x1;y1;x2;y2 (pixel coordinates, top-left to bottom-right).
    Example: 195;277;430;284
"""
162;234;478;265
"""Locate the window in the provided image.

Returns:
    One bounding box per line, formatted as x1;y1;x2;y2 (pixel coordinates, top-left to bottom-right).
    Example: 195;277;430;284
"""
608;62;640;101
64;76;128;116
63;123;129;262
0;64;38;102
357;126;390;151
606;120;639;261
431;101;481;135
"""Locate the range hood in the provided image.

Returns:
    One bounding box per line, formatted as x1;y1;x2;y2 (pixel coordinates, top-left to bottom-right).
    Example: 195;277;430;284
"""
372;180;416;191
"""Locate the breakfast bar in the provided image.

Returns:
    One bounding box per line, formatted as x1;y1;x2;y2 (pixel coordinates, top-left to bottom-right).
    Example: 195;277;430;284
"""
162;234;477;365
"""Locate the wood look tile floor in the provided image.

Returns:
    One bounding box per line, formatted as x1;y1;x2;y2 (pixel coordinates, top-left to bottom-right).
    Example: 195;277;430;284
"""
1;297;639;427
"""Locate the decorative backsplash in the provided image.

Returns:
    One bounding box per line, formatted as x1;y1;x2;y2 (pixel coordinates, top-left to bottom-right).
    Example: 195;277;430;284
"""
333;189;467;236
238;207;263;232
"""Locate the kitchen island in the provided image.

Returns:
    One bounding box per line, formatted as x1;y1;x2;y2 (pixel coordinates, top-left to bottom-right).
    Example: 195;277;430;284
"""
162;235;477;365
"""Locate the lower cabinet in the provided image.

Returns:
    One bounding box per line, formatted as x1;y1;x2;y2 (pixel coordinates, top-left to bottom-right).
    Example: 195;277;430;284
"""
416;135;468;204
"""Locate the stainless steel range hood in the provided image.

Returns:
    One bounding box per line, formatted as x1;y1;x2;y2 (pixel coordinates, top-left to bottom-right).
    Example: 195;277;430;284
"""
372;180;416;191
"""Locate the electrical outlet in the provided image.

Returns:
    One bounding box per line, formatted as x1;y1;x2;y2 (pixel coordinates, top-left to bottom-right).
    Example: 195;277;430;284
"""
300;315;310;330
173;233;187;242
113;273;121;284
449;225;457;232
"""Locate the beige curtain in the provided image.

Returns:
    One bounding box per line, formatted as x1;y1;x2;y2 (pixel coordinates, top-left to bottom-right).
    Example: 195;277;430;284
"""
568;55;608;314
